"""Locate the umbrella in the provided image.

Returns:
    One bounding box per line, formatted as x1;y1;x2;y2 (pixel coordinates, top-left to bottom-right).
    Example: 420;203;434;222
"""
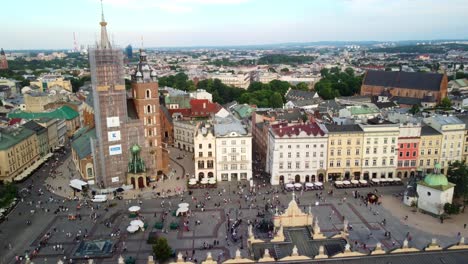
179;203;189;208
116;187;124;192
387;178;395;182
351;180;359;184
127;225;139;233
371;178;380;183
188;181;197;185
128;206;141;213
294;183;302;188
380;178;388;182
208;179;216;184
343;180;351;185
176;207;189;216
200;179;209;184
359;180;368;184
189;179;197;184
305;182;314;187
335;181;343;185
130;219;144;228
394;178;402;181
314;182;323;186
285;183;294;188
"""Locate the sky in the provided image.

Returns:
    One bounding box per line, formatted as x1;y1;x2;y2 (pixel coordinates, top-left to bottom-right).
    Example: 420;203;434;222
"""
1;0;468;50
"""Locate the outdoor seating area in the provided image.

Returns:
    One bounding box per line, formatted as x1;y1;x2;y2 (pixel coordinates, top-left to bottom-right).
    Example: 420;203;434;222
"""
284;182;324;191
187;178;217;189
334;178;403;188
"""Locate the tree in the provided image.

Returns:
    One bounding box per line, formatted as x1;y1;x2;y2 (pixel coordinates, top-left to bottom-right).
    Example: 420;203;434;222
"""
280;68;289;73
439;97;452;109
269;92;283;108
152;237;172;262
447;161;468;204
295;82;309;91
409;104;421;115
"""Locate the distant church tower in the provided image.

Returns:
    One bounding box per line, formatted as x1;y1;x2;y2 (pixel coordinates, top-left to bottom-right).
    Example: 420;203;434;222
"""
0;48;8;70
131;50;169;176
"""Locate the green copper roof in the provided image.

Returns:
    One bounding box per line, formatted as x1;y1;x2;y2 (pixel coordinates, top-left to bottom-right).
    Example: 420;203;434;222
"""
417;163;456;191
424;173;449;186
0;127;36;150
71;128;96;159
8;105;79;121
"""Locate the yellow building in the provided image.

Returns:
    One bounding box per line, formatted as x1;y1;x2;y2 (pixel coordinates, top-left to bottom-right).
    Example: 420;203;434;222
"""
30;75;72;92
0;127;40;183
326;124;364;181
458;116;468;163
418;126;442;174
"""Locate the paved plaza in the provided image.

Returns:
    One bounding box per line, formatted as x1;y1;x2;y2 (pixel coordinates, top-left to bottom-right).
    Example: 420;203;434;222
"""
0;148;467;264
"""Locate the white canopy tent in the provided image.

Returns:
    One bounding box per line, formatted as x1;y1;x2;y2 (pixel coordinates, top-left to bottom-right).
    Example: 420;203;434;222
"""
69;179;88;191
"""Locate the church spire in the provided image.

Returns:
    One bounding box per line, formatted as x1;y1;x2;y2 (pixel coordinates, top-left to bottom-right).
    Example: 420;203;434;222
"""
99;0;111;49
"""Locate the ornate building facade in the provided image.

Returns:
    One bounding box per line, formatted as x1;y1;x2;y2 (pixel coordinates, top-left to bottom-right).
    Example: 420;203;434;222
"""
131;50;169;176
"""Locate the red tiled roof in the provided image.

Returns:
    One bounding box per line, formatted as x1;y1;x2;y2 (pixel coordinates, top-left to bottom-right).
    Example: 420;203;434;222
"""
8;118;22;126
271;121;325;137
168;108;191;117
189;99;221;117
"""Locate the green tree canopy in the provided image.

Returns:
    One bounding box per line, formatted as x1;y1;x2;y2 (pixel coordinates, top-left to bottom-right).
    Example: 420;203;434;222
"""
438;97;452;109
313;67;362;99
152;237;172;262
447;161;468;204
269;92;284;108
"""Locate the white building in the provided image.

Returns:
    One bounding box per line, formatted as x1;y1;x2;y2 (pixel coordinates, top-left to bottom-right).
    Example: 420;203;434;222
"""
360;119;399;180
423;115;465;174
194;123;216;180
190;89;212;102
211;73;250;89
174;119;198;152
416;164;455;215
266;122;328;185
214;115;252;181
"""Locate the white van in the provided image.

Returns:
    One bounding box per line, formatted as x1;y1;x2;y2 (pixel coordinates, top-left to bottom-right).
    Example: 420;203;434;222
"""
91;195;108;203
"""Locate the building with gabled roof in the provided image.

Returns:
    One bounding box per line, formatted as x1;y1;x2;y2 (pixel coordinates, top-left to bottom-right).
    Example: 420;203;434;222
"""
361;71;448;104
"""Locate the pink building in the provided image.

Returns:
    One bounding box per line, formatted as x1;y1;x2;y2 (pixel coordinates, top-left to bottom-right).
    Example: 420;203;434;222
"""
397;123;421;178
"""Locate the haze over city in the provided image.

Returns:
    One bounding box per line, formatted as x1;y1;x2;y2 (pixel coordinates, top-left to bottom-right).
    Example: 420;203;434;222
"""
1;0;468;49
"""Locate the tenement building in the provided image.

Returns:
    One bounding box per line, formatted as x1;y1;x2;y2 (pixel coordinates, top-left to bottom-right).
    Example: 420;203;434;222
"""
194;122;216;180
325;124;363;181
423;115;465;174
266;121;328;185
359;118;399;180
0;127;39;183
418;125;442;174
396;122;421;178
361;71;448;104
214;114;252;181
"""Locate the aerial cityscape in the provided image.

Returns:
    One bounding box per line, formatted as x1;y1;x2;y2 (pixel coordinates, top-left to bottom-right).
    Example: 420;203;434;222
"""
1;0;468;263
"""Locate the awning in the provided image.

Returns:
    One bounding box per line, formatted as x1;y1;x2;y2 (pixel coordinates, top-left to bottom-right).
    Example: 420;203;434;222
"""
70;179;88;191
13;158;47;182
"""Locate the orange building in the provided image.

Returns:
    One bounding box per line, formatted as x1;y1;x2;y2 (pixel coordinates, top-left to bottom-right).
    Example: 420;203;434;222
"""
0;48;8;70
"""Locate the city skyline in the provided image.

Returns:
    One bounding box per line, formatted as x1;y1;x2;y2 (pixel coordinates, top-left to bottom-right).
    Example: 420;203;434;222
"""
1;0;468;50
